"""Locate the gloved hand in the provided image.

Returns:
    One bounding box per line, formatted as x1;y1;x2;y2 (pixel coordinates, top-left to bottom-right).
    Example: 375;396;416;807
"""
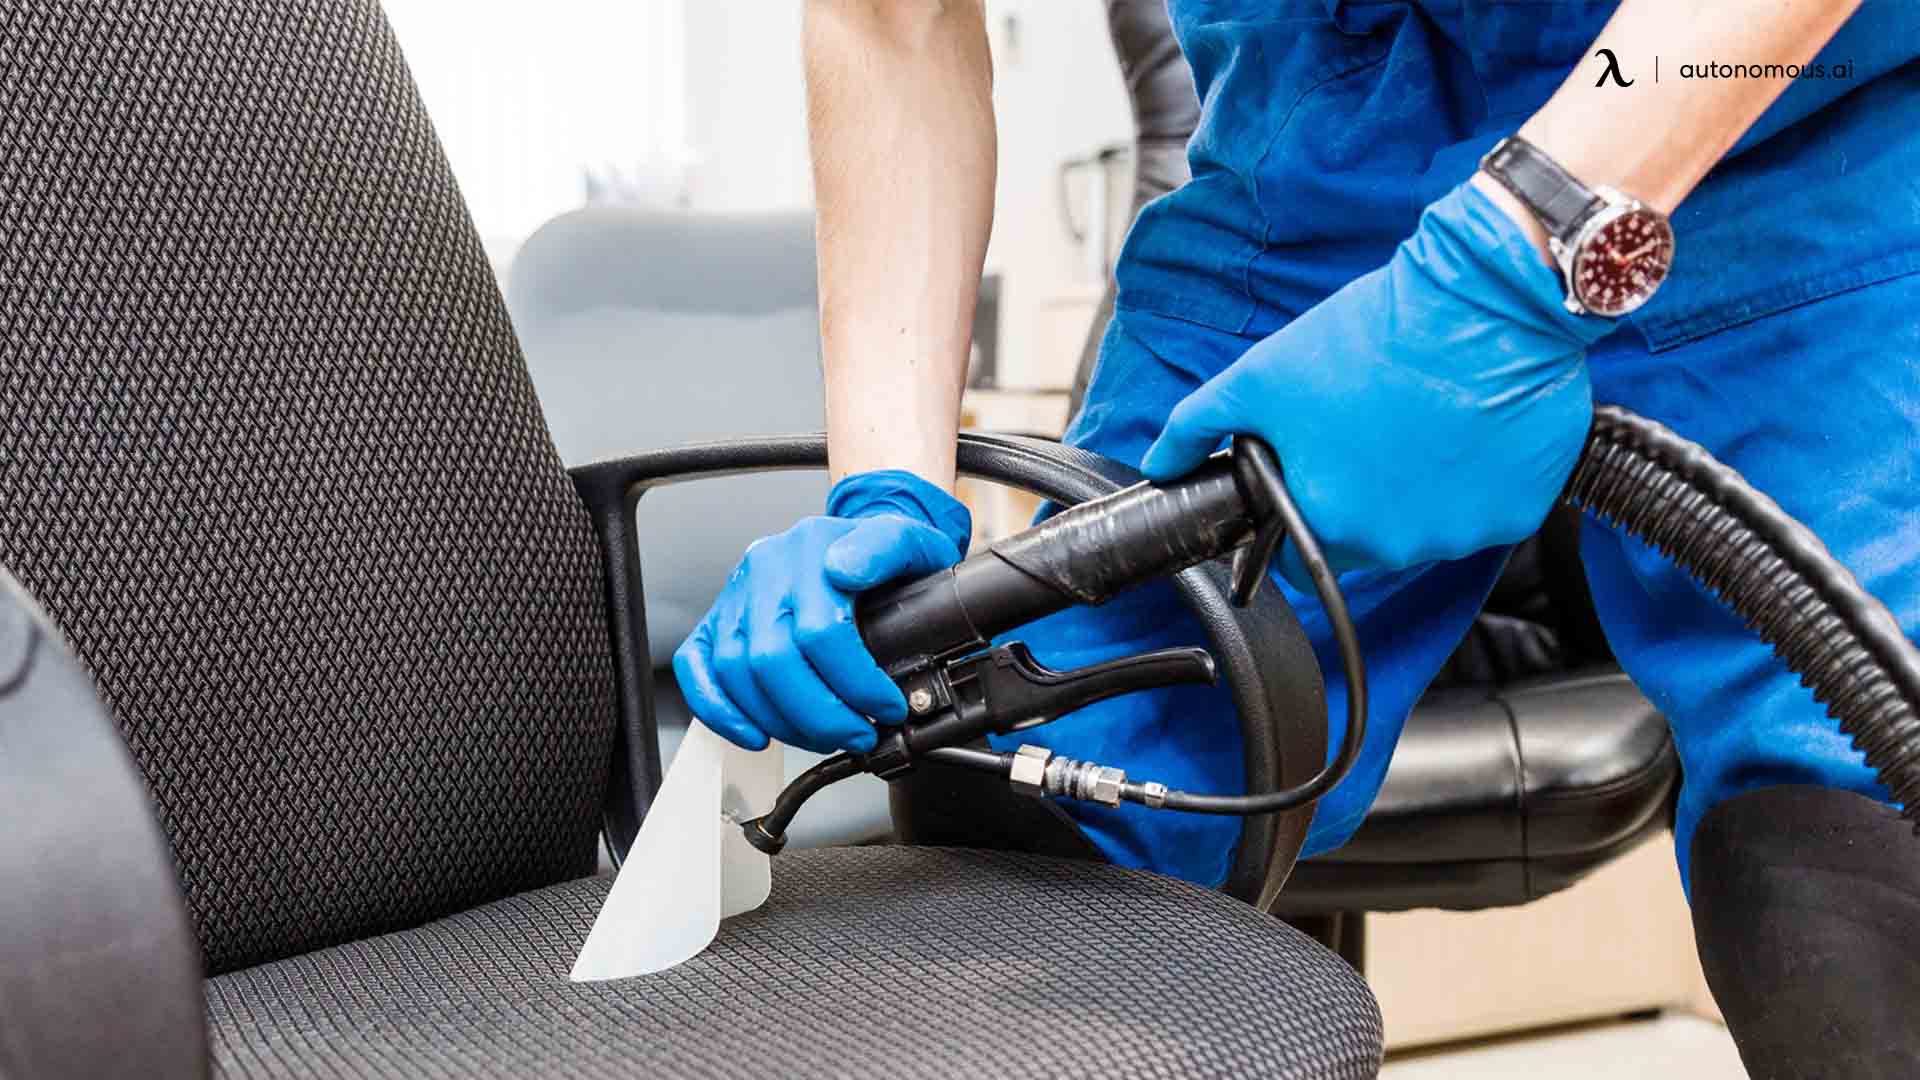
673;470;972;755
1140;182;1617;585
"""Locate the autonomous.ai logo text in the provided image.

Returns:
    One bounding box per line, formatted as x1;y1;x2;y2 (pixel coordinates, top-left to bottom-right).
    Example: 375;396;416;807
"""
1589;49;1855;86
1592;48;1633;87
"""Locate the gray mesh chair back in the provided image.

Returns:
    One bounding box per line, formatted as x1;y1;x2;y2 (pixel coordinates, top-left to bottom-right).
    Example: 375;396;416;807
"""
0;0;617;974
507;210;829;659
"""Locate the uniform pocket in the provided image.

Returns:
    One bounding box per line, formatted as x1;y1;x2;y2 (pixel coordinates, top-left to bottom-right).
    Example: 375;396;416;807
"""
1118;5;1397;334
1627;67;1920;352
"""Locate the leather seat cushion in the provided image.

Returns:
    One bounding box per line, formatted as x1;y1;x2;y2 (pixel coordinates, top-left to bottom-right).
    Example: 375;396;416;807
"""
206;847;1383;1079
1276;670;1678;914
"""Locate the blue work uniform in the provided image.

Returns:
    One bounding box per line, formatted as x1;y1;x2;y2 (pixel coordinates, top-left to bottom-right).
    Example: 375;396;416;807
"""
1001;1;1920;890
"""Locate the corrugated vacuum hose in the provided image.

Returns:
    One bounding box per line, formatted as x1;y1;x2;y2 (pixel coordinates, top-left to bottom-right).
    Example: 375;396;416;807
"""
1565;405;1920;828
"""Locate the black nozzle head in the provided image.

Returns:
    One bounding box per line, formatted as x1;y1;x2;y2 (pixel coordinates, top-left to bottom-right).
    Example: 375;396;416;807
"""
741;817;788;856
1228;435;1288;607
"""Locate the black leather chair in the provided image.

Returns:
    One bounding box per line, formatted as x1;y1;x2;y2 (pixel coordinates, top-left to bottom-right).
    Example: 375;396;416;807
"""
0;2;1384;1077
1085;0;1678;962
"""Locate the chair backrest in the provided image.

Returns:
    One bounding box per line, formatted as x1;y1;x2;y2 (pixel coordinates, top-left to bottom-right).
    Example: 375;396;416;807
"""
507;209;829;660
0;0;617;974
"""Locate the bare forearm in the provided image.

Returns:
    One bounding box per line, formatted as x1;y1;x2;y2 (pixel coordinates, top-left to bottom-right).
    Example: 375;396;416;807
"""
805;0;994;487
1477;0;1860;254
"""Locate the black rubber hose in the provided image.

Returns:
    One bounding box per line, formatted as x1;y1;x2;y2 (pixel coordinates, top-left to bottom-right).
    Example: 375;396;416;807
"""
742;753;865;854
1151;451;1367;815
1564;406;1920;830
743;746;1015;853
924;745;1017;774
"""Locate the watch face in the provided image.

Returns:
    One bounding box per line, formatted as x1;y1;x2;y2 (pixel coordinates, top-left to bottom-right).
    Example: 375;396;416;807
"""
1570;206;1674;317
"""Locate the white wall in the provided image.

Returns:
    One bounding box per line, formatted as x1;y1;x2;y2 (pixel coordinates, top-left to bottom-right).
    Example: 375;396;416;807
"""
381;0;1134;384
381;0;692;267
979;1;1131;387
679;3;812;212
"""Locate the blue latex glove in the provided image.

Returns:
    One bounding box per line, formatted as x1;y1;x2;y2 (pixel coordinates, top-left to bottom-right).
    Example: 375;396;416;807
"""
673;470;972;754
1140;182;1617;585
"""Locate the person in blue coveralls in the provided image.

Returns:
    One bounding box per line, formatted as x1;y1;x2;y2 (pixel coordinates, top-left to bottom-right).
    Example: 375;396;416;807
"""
678;2;1920;1070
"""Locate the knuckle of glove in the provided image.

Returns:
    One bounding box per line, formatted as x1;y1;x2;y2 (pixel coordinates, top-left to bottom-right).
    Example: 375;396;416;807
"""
907;524;963;569
791;610;852;656
671;636;703;673
711;627;749;668
744;636;789;679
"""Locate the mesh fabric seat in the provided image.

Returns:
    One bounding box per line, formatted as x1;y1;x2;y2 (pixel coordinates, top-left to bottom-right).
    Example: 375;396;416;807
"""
208;848;1381;1079
0;1;1383;1076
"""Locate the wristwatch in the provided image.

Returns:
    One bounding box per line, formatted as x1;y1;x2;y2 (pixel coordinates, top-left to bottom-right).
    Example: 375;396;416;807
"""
1479;135;1675;318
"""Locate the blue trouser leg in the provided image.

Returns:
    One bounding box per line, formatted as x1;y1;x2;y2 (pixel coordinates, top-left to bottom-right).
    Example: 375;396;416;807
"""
1579;274;1916;892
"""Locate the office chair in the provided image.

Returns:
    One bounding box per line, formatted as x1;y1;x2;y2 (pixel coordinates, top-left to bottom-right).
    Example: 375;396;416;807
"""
0;2;1381;1076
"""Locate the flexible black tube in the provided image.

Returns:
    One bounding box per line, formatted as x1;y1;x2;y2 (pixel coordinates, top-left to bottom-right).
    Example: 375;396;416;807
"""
744;746;1012;852
1564;406;1920;831
925;746;1016;775
741;752;864;854
1151;455;1368;815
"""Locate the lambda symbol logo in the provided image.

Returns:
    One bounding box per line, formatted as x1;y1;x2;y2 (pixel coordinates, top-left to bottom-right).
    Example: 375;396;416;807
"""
1593;48;1635;88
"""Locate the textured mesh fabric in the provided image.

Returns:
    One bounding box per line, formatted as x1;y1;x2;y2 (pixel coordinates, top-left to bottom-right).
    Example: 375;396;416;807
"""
207;848;1385;1079
0;0;616;973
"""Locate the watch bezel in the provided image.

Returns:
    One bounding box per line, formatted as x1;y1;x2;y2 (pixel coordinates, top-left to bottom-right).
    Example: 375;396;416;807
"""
1551;188;1675;318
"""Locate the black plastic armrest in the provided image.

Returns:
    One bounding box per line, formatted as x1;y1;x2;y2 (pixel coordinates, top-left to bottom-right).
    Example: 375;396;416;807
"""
568;433;1327;908
0;572;207;1078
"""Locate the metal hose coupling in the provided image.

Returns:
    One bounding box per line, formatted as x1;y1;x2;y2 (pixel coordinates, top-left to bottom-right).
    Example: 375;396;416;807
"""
1008;744;1170;810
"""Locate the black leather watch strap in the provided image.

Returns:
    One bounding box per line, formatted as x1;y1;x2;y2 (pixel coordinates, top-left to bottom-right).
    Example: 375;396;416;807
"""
1480;136;1604;242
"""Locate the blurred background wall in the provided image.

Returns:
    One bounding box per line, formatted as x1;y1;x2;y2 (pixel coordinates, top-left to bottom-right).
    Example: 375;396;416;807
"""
383;0;1131;392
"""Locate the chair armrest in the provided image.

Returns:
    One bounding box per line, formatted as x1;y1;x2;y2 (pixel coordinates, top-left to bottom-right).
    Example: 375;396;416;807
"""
568;432;1330;908
0;573;207;1078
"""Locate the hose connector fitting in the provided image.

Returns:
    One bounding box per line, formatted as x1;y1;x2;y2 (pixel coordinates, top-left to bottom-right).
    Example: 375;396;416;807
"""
1006;744;1126;807
1009;744;1053;798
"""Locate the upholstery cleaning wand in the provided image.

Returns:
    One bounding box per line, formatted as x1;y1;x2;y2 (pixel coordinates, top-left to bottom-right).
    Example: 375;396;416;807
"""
741;408;1920;854
742;435;1367;855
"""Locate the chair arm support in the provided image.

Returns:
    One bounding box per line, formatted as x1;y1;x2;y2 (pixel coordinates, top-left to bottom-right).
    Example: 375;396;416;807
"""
567;432;1328;907
0;573;207;1079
